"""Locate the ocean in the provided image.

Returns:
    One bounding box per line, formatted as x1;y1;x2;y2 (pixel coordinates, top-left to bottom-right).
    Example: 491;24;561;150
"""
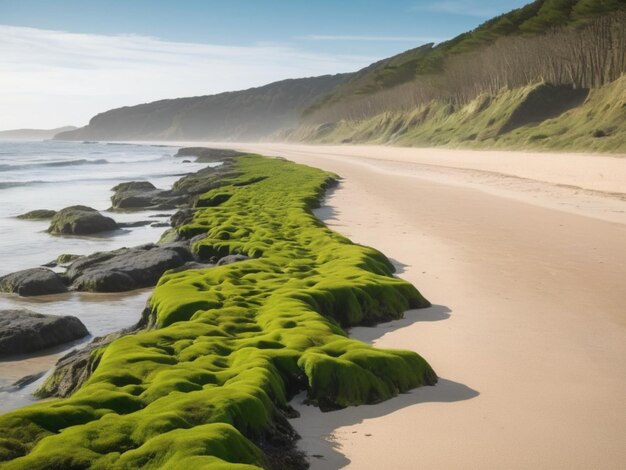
0;140;210;411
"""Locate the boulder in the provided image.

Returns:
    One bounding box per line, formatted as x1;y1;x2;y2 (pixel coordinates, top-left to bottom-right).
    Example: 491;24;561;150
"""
0;268;68;296
17;209;57;220
48;205;118;235
117;220;152;228
0;309;88;356
65;242;193;292
171;166;239;196
170;208;196;227
110;181;187;210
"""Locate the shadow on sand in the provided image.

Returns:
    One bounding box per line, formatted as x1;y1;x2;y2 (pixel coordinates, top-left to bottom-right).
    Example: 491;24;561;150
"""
291;377;479;469
349;304;451;345
313;186;340;223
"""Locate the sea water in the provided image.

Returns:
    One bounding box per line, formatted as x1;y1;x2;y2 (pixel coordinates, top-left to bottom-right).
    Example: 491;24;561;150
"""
0;140;210;411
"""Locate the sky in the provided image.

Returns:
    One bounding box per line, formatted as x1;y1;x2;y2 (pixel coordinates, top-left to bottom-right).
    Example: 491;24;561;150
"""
0;0;529;130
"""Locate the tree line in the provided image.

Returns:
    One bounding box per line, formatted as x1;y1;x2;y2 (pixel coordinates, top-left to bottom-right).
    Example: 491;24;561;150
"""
306;12;625;123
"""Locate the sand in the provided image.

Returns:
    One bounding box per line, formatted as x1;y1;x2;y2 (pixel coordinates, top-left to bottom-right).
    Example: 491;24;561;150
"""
179;144;625;469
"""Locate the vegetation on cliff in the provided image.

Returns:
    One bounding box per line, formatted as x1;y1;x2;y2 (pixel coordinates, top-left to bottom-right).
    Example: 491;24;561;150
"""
288;75;626;153
304;0;625;120
287;1;626;152
0;153;435;469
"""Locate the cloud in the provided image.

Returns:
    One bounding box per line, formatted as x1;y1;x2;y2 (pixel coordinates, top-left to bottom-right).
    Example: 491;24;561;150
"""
0;25;376;129
301;35;443;43
411;1;503;18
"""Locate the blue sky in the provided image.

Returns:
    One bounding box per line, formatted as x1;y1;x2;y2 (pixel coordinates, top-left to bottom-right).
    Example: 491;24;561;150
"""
0;0;529;129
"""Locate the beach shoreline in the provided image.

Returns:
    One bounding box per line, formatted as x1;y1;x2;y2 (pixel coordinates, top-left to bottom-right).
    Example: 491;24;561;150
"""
166;143;626;469
3;141;625;468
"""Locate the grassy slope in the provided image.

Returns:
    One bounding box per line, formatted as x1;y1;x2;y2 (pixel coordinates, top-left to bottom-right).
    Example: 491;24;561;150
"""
0;155;436;469
292;76;626;153
306;0;623;112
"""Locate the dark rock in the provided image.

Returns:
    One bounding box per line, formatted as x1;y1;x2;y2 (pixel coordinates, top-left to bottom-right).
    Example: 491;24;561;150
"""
48;205;118;235
0;371;48;393
112;181;156;192
36;326;131;398
41;261;57;268
109;155;240;212
150;213;173;218
170;208;196;227
56;254;82;265
171;166;240;196
12;371;46;389
182;159;191;163
0;268;68;296
167;261;213;274
158;228;183;244
150;222;170;228
65;242;193;292
110;181;188;211
216;254;250;266
0;309;88;356
117;220;152;228
174;147;245;162
17;209;57;220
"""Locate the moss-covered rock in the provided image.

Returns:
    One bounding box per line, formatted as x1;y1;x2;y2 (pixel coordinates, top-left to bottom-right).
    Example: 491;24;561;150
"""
174;147;246;162
56;254;82;265
48;205;118;235
16;209;57;220
0;153;435;469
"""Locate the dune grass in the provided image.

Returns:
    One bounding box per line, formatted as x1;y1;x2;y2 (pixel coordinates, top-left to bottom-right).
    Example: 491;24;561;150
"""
0;154;435;469
295;76;626;154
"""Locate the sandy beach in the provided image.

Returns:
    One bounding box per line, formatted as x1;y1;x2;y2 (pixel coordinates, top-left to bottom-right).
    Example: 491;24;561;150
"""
174;143;626;469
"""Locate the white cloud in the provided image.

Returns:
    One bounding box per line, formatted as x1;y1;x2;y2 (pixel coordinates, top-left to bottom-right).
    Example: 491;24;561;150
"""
301;35;443;43
0;25;376;129
411;1;503;18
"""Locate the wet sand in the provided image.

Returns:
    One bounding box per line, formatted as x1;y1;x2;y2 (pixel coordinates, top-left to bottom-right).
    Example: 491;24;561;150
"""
0;289;152;412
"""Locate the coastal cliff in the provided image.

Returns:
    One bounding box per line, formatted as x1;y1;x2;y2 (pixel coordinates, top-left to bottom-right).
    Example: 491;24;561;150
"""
55;75;349;142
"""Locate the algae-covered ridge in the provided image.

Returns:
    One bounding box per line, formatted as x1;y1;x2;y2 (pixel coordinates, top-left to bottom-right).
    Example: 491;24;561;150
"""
0;153;436;469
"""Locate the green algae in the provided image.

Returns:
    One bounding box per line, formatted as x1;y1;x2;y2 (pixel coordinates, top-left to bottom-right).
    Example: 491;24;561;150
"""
0;154;436;469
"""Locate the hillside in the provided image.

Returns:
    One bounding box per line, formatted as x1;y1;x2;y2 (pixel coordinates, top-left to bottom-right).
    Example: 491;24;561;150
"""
53;0;625;152
292;0;626;152
55;74;349;141
286;76;626;153
304;0;625;117
0;126;76;141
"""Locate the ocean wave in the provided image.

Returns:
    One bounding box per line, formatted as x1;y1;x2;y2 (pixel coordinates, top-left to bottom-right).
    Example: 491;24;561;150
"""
0;180;45;189
0;159;109;171
43;158;108;167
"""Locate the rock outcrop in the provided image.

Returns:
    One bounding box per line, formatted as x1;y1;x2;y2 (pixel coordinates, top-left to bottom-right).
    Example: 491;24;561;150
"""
110;181;187;210
48;206;118;235
174;147;245;162
65;242;193;292
0;268;67;296
0;309;88;356
17;209;57;220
